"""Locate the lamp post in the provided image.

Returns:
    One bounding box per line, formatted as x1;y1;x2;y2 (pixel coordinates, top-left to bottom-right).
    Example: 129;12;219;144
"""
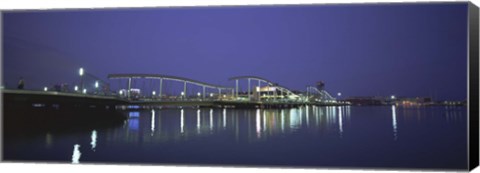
79;68;84;92
95;80;99;94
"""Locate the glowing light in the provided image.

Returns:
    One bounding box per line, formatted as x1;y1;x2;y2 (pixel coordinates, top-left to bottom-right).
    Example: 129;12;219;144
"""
79;68;84;76
263;110;266;132
72;144;81;164
152;91;156;96
338;107;343;136
337;92;342;97
197;109;201;133
151;109;155;135
83;89;87;94
119;90;124;95
392;105;398;140
181;92;185;96
210;93;214;97
223;108;226;128
290;108;301;129
44;87;48;91
95;81;99;88
74;86;78;91
197;92;201;97
306;105;309;127
223;94;226;98
210;109;213;131
256;109;261;138
180;109;184;134
90;130;97;151
281;110;285;133
391;95;396;99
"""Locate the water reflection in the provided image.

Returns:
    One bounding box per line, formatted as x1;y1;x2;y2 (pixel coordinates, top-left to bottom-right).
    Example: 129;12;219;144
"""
181;109;184;134
256;109;261;138
105;106;469;145
90;130;97;151
210;109;214;132
197;109;201;134
338;107;343;138
223;108;226;129
392;105;398;141
151;109;155;136
72;144;81;164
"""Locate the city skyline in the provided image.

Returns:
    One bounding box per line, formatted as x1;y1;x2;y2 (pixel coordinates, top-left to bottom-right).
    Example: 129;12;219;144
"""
2;3;468;100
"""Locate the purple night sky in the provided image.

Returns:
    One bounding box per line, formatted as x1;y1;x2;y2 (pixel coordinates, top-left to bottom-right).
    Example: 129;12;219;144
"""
2;3;468;100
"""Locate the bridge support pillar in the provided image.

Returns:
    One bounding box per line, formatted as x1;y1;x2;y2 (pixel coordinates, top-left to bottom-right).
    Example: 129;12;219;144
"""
202;86;206;100
159;78;163;101
127;78;132;99
183;81;187;100
235;79;238;98
248;78;251;101
218;88;221;99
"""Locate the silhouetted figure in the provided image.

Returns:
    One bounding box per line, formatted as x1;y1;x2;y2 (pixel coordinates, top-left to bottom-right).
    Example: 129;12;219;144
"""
17;77;25;89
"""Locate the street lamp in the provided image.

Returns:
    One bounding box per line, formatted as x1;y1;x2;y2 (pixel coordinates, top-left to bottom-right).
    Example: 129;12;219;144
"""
95;81;99;88
391;95;396;99
44;87;48;91
119;90;124;96
83;89;87;94
79;67;84;92
74;85;78;92
152;91;156;96
79;68;84;76
181;91;185;100
197;92;201;97
210;93;213;97
337;92;342;97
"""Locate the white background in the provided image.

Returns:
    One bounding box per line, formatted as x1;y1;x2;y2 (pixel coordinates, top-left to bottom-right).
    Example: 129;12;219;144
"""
0;0;479;173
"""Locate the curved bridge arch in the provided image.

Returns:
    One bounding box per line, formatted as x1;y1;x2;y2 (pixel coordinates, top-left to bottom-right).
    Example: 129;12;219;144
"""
108;74;233;99
306;86;335;102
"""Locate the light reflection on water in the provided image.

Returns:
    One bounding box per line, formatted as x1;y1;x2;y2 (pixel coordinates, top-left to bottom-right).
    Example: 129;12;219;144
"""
117;106;356;144
3;106;468;169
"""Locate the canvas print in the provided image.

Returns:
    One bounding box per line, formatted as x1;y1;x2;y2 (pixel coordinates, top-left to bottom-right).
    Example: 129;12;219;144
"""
1;2;478;171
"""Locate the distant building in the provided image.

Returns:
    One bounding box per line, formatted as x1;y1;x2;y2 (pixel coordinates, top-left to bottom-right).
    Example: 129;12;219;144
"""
395;97;433;106
344;96;384;106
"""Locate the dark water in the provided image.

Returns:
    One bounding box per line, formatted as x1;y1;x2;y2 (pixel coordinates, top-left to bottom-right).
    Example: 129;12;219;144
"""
3;106;468;170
